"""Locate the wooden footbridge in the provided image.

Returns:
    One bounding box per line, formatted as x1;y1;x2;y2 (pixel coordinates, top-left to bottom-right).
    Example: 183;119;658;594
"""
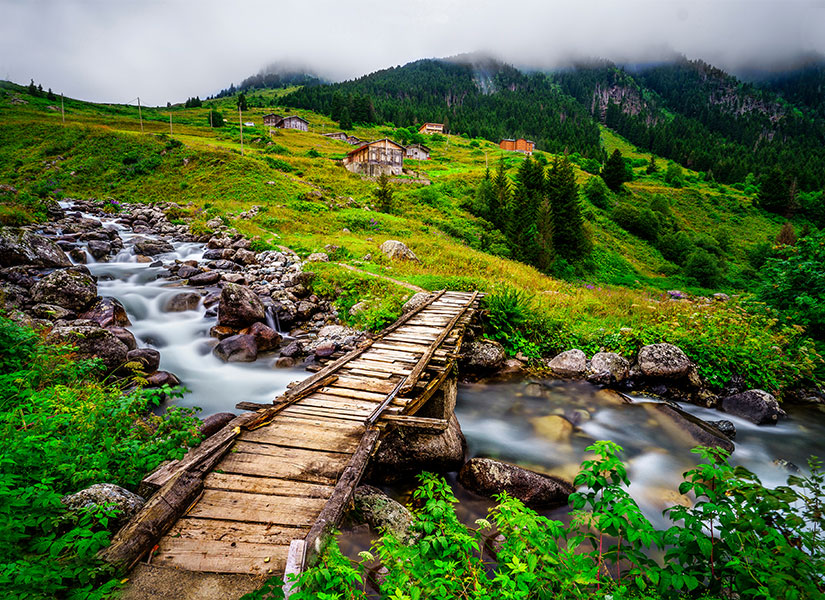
104;290;481;596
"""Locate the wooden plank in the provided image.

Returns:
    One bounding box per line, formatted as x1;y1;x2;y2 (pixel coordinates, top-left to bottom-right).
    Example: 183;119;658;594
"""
218;451;346;484
304;428;381;568
319;386;393;402
346;360;411;374
236;401;276;411
300;395;395;414
152;537;290;575
186;489;328;527
343;368;393;379
373;341;431;352
280;406;370;422
383;334;438;344
380;414;449;432
231;439;352;459
204;473;334;499
277;406;370;423
165;517;309;546
330;376;399;393
283;539;305;597
241;422;362;453
259;414;365;431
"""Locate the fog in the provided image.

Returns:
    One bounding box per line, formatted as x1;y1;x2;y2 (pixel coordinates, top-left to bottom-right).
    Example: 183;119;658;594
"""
1;0;823;105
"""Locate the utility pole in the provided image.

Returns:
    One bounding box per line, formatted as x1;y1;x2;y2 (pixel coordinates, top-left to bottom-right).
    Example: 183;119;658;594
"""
60;93;65;124
239;106;244;155
137;97;144;133
209;109;213;128
169;113;173;136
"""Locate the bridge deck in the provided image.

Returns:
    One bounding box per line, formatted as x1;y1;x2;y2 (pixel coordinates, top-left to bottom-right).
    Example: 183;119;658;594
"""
139;290;480;577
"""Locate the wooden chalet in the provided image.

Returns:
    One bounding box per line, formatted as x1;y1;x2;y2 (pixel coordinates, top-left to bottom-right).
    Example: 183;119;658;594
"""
343;138;405;176
322;131;348;141
405;143;431;160
500;138;535;155
346;135;361;145
418;122;444;135
263;114;309;131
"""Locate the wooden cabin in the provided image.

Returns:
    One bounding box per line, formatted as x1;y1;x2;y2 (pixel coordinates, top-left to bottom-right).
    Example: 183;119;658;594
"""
322;131;348;141
418;122;444;135
499;138;535;155
346;135;361;145
343;138;405;176
405;143;431;160
263;114;309;131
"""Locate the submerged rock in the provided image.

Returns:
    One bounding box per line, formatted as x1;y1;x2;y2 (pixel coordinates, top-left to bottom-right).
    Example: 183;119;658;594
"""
530;415;574;443
213;333;258;362
164;291;201;312
721;389;783;425
548;349;587;378
458;458;574;508
637;343;692;379
645;403;735;453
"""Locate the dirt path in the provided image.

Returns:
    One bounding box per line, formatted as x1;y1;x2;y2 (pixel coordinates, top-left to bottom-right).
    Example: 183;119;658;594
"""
336;262;426;292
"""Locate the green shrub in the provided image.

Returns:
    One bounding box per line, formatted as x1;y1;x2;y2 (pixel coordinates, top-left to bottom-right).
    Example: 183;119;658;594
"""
611;203;661;241
263;156;293;172
684;248;721;287
483;286;568;357
658;230;694;266
582;177;611;210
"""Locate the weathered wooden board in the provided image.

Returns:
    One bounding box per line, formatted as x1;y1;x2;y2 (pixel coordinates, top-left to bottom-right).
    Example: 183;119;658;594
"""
186;489;328;526
165;517;310;546
242;423;362;453
153;537;290;574
204;473;334;499
218;451;346;484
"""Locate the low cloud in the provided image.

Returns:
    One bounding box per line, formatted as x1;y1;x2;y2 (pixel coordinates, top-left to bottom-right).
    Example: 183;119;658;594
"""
1;0;823;105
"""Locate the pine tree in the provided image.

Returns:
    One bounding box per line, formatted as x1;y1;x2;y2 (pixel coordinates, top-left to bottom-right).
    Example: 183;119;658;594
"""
490;158;511;230
758;168;791;214
338;107;352;130
47;88;55;101
373;173;394;212
28;79;37;96
601;149;628;191
472;169;496;221
547;156;590;260
646;155;658;174
237;93;248;111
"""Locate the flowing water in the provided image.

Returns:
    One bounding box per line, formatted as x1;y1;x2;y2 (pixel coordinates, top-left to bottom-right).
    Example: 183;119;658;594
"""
61;205;302;415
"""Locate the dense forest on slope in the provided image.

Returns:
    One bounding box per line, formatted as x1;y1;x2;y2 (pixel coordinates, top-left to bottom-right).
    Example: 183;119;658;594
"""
281;58;604;157
756;58;825;119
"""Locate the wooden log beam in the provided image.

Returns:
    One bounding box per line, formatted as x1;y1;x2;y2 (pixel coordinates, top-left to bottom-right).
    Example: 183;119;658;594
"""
283;539;306;599
98;470;204;571
303;427;381;568
379;414;449;432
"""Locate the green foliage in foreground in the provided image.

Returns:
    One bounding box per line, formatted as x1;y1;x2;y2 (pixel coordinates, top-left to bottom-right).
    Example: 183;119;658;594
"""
0;316;202;599
247;442;824;600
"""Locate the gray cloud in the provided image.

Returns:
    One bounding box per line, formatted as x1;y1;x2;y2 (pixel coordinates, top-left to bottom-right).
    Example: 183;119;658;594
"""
1;0;823;105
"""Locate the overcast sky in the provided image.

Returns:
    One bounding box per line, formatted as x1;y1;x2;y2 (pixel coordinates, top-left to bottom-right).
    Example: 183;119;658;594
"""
1;0;824;106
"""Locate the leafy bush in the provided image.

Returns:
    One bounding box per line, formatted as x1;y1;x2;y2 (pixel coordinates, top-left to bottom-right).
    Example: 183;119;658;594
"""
684;248;721;287
582;177;611;210
483;286;569;357
611;203;661;241
664;163;684;187
263;156;293;172
658;230;694;266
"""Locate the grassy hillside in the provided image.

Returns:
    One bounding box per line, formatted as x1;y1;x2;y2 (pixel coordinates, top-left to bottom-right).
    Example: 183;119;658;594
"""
0;81;819;393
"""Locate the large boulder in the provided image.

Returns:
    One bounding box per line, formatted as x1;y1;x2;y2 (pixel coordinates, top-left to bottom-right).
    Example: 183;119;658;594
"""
62;483;145;532
548;349;587;378
587;352;630;384
721;389;783;425
187;271;221;286
240;322;281;352
164;291;202;312
32;269;98;312
637;343;692;379
367;414;466;483
644;403;735;453
133;237;174;256
458;458;574;508
352;485;415;543
0;228;71;268
48;325;129;370
380;240;419;261
213;334;258;362
80;297;131;328
402;291;431;314
218;283;266;328
461;339;506;373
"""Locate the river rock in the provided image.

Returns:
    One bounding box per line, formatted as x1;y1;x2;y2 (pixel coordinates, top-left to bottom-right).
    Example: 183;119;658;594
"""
240;321;281;352
645;403;735;453
637;343;692;378
188;271;221;286
314;340;337;357
233;248;257;266
133;238;174;256
164;291;201;312
61;483;145;532
80;297;131;328
86;240;111;259
587;352;630;384
126;348;160;372
352;485;415;543
48;324;129;370
461;339;506;372
548;349;587;378
108;327;138;351
274;356;296;368
708;419;736;438
31;303;75;321
199;412;236;438
145;370;181;387
380;240;419;261
279;340;303;358
367;414;466;483
530;415;574;442
0;228;71;268
32;269;98;312
218;283;266;328
458;458;574;508
213;333;258;362
402;292;430;313
721;389;783;425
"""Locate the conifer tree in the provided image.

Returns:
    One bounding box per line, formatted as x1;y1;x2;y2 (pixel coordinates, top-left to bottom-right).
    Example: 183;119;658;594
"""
473;168;496;221
505;156;545;266
646;155;658;174
758;168;791;214
338;106;352;130
601;149;628;191
547;156;590;260
490;158;511;230
373;173;394;213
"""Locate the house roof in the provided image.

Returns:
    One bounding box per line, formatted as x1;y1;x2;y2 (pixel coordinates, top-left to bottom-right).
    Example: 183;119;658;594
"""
263;113;281;119
419;122;443;127
346;138;406;157
407;143;431;152
282;115;309;123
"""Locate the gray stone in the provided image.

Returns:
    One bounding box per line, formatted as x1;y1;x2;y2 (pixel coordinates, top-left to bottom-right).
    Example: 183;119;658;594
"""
87;240;111;259
47;325;129;370
127;348;160;372
402;291;430;314
314;341;337;357
306;252;329;262
637;343;692;379
461;339;506;372
133;238;174;256
188;271;221;286
708;419;737;439
548;349;587;378
218;283;266;329
587;352;630;384
177;265;199;279
349;301;368;316
352;485;415;543
164;291;202;312
32;269;98;312
213;334;258;362
0;228;71;268
233;248;257;266
380;240;419;261
722;389;783;425
145;370;181;387
62;483;144;531
79;297;131;328
458;458;574;508
108;327;138;351
31;303;75;321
